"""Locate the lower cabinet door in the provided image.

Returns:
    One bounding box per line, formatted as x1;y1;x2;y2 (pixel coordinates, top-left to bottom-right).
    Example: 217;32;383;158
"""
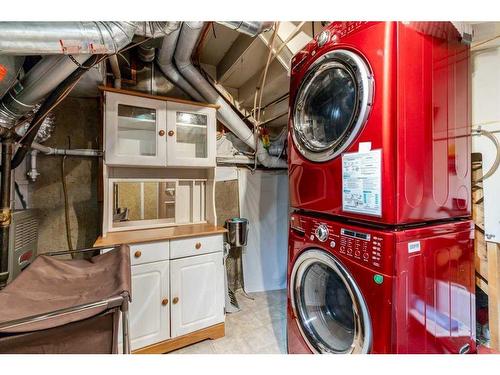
170;252;224;337
119;260;170;351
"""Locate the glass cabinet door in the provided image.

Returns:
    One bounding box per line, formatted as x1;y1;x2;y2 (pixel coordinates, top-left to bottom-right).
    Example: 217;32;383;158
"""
105;92;167;167
166;102;216;167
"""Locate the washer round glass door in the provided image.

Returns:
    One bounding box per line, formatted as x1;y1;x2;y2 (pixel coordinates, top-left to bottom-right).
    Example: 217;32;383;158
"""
292;49;373;162
290;249;372;354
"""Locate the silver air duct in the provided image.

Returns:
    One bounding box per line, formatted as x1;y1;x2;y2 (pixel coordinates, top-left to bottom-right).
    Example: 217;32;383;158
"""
157;27;205;101
217;22;274;37
0;54;90;128
134;21;181;38
0;22;137;55
173;22;286;168
0;22;180;56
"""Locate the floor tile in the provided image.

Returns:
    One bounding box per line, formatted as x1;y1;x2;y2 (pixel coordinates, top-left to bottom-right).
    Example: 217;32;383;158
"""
168;289;288;354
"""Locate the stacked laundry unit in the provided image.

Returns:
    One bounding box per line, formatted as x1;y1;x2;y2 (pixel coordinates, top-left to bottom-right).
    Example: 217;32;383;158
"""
286;21;475;354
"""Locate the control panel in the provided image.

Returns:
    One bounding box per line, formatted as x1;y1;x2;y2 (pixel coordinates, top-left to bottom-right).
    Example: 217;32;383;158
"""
303;217;385;269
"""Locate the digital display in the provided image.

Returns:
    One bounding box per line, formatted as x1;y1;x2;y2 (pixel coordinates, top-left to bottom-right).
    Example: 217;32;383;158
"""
341;228;371;241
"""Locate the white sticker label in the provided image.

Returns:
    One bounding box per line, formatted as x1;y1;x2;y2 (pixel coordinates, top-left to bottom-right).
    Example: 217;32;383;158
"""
342;149;382;216
358;142;372;153
408;241;421;253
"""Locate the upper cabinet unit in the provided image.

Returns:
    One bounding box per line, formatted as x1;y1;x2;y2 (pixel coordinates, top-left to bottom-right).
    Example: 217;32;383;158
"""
103;89;217;168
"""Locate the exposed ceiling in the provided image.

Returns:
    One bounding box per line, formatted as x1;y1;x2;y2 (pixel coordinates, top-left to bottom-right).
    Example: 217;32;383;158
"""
198;22;325;129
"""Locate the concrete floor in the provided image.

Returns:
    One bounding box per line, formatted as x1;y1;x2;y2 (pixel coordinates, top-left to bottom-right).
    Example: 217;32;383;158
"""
170;289;287;354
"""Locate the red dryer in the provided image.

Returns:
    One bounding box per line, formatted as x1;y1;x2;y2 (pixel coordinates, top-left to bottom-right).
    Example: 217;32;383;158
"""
286;212;476;354
288;22;471;225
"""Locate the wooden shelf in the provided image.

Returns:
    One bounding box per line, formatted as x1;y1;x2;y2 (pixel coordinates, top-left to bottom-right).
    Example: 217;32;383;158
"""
94;223;227;247
99;86;220;110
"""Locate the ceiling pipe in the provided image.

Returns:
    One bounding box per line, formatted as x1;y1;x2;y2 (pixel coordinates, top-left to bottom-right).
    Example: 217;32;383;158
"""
0;54;91;129
216;21;274;37
156;27;205;102
109;55;122;89
174;22;286;168
31;142;102;157
0;22;137;55
0;22;180;56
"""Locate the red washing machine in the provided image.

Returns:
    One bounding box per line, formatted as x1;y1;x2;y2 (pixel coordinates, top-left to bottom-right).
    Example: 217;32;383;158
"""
288;22;471;225
286;212;476;354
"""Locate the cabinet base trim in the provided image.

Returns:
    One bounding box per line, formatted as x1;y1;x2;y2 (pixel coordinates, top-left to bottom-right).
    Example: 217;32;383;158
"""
132;322;225;354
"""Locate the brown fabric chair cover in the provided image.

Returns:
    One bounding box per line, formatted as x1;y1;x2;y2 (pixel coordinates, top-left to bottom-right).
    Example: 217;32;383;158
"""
0;309;119;354
0;245;130;354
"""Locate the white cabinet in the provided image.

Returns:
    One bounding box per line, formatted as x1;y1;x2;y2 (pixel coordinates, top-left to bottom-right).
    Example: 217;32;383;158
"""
166;102;216;167
126;260;170;351
170;252;225;337
105;92;167;167
104;90;216;168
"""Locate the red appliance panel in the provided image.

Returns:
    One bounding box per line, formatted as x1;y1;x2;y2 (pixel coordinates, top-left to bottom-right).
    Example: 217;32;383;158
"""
288;21;471;225
392;221;476;354
287;213;475;354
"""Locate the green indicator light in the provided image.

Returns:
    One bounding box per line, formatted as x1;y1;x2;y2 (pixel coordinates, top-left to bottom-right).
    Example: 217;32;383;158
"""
373;274;384;285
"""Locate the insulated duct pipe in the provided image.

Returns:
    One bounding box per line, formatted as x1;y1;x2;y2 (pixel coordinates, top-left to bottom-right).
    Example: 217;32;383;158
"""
0;54;91;128
11;54;103;169
174;22;287;168
216;22;274;37
157;27;205;102
0;22;180;56
0;22;137;55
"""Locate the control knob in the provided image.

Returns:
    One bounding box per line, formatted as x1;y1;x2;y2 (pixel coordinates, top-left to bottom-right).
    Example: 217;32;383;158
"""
315;224;329;242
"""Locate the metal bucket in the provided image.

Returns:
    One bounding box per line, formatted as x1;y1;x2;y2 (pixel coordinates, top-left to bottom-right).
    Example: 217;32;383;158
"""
225;218;249;247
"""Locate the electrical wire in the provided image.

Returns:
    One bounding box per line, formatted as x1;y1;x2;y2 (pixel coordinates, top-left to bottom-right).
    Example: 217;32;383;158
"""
61;154;73;252
473;128;500;182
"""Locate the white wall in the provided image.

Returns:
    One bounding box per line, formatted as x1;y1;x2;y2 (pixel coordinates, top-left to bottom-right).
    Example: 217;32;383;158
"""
472;25;500;243
238;169;289;292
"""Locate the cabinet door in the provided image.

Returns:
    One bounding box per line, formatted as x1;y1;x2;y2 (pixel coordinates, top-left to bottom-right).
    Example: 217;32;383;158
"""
166;102;216;167
119;260;170;351
170;252;224;337
105;92;167;167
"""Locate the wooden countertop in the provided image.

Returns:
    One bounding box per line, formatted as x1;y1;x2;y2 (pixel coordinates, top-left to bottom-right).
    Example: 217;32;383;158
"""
94;223;227;247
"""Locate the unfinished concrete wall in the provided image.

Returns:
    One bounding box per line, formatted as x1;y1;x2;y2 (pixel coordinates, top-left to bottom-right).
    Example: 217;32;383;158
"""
30;97;100;254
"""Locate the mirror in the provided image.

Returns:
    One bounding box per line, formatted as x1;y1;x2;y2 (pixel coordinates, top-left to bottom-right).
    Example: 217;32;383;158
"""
112;181;176;228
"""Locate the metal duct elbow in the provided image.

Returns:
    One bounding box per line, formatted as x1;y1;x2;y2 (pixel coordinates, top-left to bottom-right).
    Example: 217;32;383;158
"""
217;22;274;37
256;138;287;168
133;21;181;38
174;22;256;150
0;22;137;55
156;27;205;101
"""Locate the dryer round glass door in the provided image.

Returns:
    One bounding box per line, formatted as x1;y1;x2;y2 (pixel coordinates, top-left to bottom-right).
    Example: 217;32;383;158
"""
292;49;373;162
290;249;372;354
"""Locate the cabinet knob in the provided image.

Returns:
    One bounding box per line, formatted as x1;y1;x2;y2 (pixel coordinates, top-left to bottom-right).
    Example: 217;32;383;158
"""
173;297;179;304
168;130;175;137
161;298;169;306
134;250;142;258
195;242;202;250
158;129;165;137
